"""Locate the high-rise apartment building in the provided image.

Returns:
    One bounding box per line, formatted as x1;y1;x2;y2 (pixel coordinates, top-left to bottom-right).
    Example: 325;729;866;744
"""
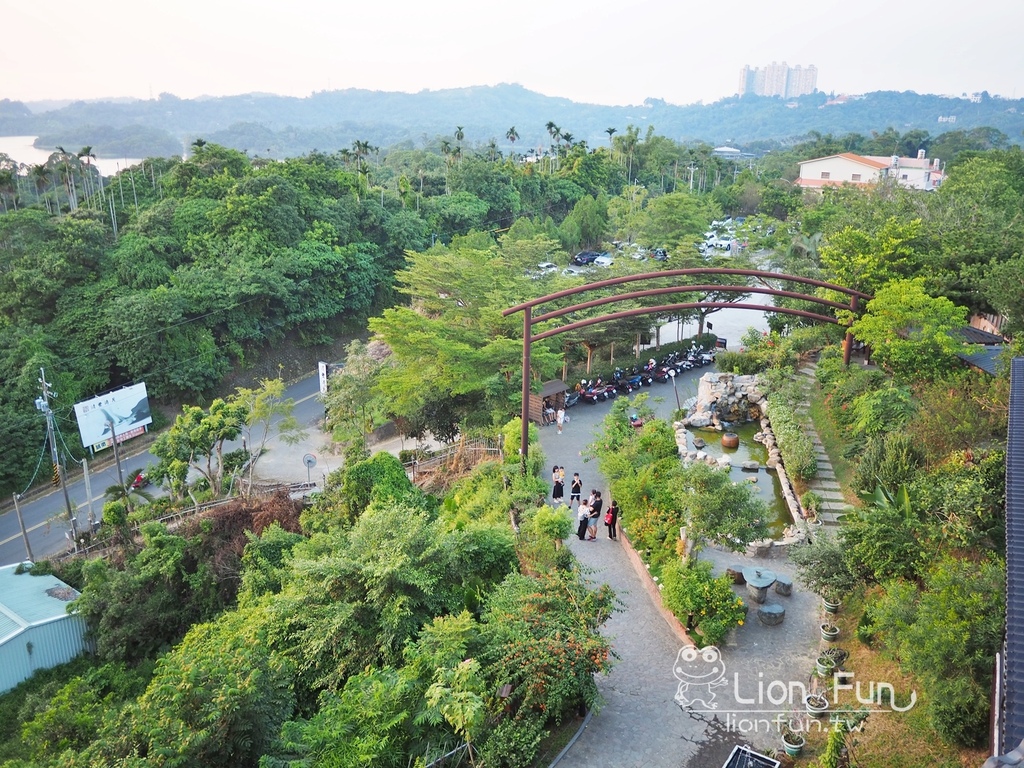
739;63;818;97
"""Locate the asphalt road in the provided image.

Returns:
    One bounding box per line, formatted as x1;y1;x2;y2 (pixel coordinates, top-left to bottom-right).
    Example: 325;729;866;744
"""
0;374;327;566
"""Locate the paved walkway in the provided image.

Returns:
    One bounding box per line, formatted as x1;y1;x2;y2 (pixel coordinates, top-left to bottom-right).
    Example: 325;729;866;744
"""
538;380;819;768
256;370;831;766
795;362;855;526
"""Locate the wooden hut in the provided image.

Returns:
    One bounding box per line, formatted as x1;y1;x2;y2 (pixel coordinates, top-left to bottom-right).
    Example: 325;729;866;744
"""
528;380;569;425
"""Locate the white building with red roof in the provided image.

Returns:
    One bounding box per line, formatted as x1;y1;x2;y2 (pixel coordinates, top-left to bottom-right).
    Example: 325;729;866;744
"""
796;150;944;191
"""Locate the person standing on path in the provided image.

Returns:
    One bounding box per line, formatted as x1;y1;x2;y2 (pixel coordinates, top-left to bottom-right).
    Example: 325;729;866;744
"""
556;406;566;434
587;491;603;540
576;499;591;540
552;465;564;504
605;499;620;540
569;473;582;504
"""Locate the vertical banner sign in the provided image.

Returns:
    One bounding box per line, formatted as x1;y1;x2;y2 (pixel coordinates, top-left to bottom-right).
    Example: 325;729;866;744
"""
318;361;329;395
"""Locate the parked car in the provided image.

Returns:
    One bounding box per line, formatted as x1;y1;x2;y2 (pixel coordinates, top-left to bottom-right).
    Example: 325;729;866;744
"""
594;253;615;267
562;266;591;278
652;248;669;261
571;250;601;266
536;261;558;274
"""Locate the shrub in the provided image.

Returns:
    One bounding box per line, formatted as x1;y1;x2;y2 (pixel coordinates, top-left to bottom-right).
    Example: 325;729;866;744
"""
853;432;924;495
660;559;746;647
766;395;817;480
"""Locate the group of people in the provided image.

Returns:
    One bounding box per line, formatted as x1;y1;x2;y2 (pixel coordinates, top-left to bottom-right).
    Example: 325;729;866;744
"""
541;399;566;434
551;466;619;541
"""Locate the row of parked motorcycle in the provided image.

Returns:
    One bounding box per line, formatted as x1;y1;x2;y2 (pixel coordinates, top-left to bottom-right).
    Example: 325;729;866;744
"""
566;346;717;405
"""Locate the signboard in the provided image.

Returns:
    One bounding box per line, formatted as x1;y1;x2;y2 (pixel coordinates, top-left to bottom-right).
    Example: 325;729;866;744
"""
318;361;329;395
73;383;153;449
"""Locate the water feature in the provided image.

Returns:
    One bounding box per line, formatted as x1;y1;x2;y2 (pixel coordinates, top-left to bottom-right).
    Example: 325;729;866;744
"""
681;421;792;540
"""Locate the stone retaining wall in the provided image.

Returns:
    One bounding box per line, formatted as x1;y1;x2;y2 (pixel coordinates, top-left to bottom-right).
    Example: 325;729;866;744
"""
676;372;809;557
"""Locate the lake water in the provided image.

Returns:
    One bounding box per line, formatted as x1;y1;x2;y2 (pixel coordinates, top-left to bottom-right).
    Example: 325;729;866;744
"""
0;135;142;177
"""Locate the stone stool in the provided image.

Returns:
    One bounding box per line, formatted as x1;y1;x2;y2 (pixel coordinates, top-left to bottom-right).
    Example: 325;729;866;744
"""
774;575;793;596
757;603;786;626
746;583;768;604
726;565;746;584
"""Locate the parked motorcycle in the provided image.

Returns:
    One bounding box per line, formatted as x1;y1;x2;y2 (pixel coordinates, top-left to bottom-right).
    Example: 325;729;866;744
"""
632;365;654;387
130;472;150;490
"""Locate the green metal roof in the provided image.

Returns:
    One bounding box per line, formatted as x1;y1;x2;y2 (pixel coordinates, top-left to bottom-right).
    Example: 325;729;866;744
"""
0;564;80;645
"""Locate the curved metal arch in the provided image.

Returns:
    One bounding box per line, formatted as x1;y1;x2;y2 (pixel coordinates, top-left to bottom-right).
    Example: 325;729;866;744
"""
531;301;842;342
503;267;872;468
533;284;848;327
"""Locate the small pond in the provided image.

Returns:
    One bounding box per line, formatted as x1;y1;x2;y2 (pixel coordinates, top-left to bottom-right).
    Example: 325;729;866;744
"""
684;421;792;540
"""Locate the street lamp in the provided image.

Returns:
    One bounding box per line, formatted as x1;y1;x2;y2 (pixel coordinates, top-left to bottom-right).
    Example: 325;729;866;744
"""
668;369;682;414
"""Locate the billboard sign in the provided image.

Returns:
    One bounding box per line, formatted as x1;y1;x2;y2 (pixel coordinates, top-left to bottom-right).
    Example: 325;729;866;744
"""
318;361;329;395
73;383;153;449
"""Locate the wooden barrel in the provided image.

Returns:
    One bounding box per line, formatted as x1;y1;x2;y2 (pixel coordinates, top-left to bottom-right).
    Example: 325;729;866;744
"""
722;432;739;449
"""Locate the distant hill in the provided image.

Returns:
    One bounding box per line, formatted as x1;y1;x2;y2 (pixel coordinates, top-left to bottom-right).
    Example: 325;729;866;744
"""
1;84;1021;161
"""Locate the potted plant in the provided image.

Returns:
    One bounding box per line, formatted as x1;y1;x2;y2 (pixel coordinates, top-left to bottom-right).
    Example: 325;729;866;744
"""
821;646;848;667
821;622;840;642
800;490;822;522
816;653;836;677
822;593;842;614
789;531;859;615
781;725;806;757
805;692;830;717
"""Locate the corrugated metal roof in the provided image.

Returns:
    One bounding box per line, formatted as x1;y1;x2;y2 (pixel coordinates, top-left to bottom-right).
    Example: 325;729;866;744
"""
956;326;1006;345
1002;357;1024;753
957;346;1006;376
0;564;80;645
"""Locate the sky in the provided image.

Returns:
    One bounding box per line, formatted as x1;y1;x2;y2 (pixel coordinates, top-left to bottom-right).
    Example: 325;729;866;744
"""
3;0;1022;107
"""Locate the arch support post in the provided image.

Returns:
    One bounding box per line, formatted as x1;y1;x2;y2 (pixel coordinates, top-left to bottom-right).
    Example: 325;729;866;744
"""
520;306;531;476
843;295;859;366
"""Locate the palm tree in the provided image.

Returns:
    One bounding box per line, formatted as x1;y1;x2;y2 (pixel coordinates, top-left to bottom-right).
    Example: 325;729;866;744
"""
77;146;96;205
605;127;617;147
0;169;16;213
506;126;519;156
53;147;78;211
486;139;498;162
29;163;50;212
454;125;464;147
104;468;155;513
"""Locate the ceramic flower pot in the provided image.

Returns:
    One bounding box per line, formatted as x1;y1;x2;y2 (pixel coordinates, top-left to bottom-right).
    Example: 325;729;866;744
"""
821;623;840;642
782;732;806;756
805;693;830;718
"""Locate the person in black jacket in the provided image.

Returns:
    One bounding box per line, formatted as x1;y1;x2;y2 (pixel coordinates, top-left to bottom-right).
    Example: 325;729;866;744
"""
606;500;620;540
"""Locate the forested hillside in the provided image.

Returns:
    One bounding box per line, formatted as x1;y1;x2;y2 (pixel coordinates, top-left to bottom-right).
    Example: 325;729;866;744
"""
1;123;1022;499
1;85;1022;160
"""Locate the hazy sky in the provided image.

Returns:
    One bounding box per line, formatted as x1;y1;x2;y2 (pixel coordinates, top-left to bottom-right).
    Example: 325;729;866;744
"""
4;0;1021;106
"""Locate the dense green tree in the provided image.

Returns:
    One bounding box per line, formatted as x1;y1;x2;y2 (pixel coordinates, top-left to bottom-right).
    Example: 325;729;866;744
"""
849;278;968;381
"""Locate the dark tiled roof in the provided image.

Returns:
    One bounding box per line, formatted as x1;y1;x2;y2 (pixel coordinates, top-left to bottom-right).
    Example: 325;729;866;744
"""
957;326;1007;345
1003;357;1024;753
958;346;1007;376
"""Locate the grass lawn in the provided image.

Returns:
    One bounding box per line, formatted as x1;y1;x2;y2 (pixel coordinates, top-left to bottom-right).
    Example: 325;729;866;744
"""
788;366;988;766
802;372;859;505
787;592;989;767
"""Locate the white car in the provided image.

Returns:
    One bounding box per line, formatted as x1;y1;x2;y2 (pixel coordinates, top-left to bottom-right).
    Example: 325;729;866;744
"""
536;262;559;274
594;254;615;267
561;266;591;278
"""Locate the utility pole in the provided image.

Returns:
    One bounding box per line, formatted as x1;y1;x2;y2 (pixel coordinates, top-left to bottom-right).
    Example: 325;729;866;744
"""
35;368;78;542
12;494;34;561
